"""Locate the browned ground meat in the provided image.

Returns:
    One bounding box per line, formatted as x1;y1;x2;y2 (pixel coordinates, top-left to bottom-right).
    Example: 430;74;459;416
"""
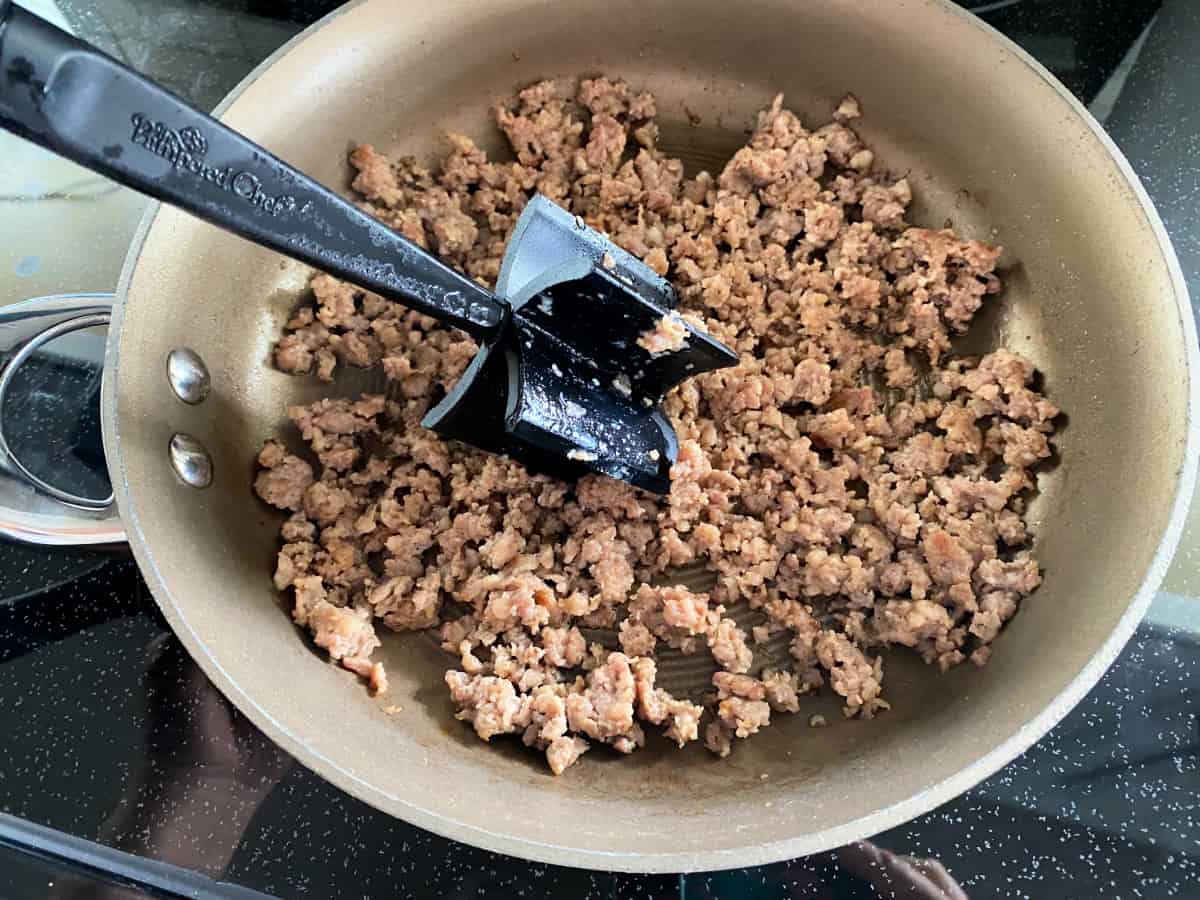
638;313;690;355
255;78;1059;775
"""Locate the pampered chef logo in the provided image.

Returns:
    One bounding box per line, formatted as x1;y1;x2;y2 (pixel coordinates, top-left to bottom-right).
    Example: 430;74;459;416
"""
129;114;297;217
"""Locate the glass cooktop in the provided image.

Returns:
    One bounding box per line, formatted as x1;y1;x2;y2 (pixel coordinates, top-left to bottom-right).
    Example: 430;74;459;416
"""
1;1;1198;897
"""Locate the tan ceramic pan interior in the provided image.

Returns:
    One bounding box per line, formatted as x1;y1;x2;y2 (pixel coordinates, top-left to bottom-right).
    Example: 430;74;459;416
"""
104;0;1198;872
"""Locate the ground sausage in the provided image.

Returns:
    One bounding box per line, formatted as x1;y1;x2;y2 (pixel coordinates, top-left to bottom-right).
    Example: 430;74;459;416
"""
256;78;1059;772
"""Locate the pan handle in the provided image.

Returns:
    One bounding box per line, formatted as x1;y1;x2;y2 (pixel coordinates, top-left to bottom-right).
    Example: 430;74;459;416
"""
0;293;125;546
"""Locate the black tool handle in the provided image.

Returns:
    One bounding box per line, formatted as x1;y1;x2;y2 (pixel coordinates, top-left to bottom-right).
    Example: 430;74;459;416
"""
0;2;506;341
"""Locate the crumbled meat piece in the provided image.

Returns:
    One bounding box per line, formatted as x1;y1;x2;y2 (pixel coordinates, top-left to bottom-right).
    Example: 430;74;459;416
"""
445;671;525;741
860;179;912;230
369;571;442;631
713;671;767;701
969;589;1020;643
308;601;380;662
257;79;1058;773
815;632;888;718
873;599;960;669
545;736;590;774
290;574;326;627
343;656;389;695
661;588;712;634
520;684;569;748
254;441;313;511
631;657;704;746
793;358;833;405
922;528;973;587
466;572;555;631
715;697;771;738
707;618;753;674
541;625;587;667
976;556;1041;593
637;314;690;355
458;640;485;674
626;584;717;652
833;94;862;123
709;671;772;746
564;652;639;744
761;669;803;712
618;619;658;656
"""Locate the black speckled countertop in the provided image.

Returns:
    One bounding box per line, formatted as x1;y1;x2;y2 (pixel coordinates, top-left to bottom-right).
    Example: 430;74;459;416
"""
1;1;1198;897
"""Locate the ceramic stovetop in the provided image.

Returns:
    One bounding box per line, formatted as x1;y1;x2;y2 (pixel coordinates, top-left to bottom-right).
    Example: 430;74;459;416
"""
0;1;1197;897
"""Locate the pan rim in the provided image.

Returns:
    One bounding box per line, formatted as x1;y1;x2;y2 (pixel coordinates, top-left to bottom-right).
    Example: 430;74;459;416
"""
104;0;1200;873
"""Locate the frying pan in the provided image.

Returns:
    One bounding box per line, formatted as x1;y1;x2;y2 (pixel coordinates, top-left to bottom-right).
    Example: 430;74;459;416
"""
1;0;1196;873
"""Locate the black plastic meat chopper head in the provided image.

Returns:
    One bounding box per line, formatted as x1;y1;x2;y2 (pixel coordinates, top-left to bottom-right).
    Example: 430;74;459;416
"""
0;1;738;493
425;196;737;492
